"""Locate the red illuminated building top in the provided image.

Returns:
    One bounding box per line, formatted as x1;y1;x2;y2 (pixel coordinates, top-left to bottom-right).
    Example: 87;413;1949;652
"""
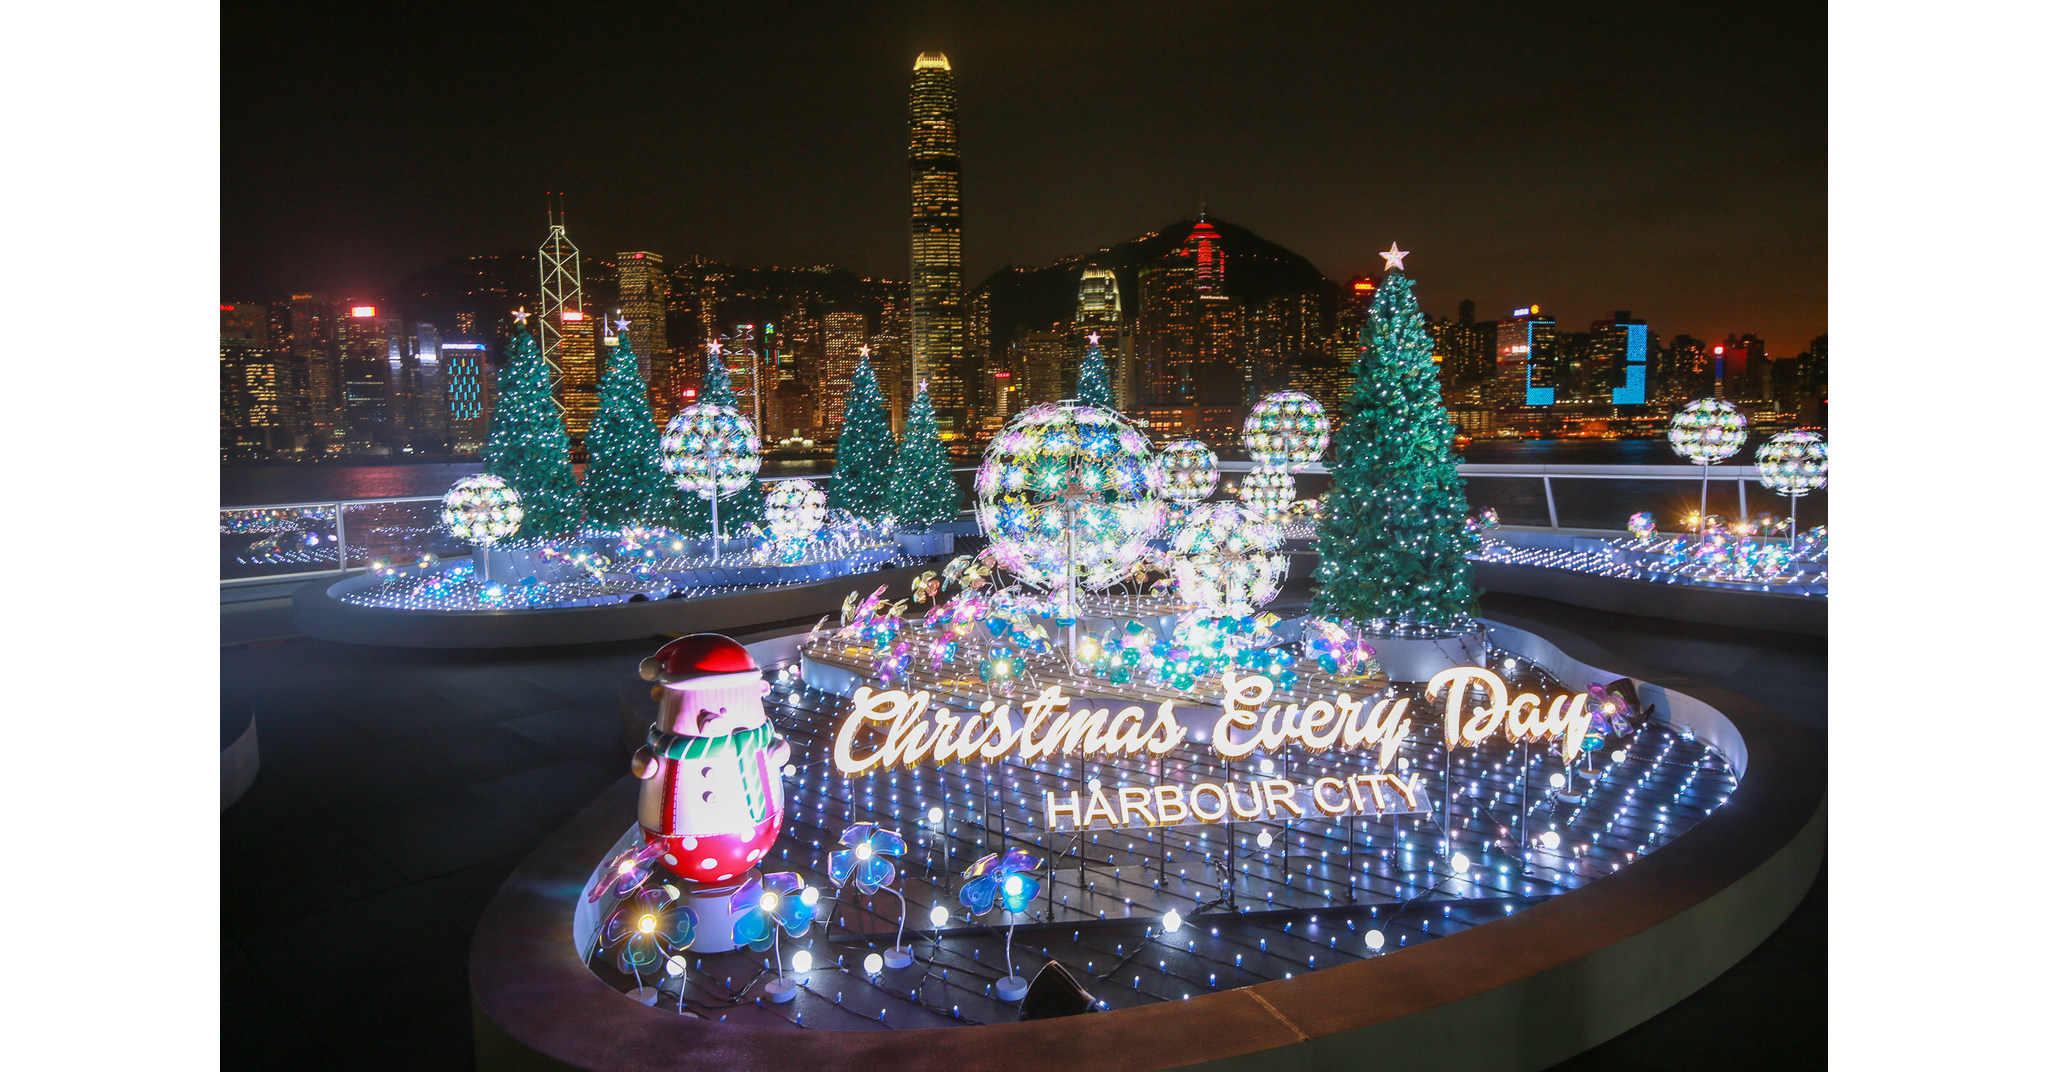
1183;217;1225;293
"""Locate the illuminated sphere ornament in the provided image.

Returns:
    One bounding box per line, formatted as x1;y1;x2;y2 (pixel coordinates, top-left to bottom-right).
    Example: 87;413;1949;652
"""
1237;466;1295;521
1171;503;1288;617
1667;398;1748;464
1244;391;1330;470
1756;431;1829;496
661;403;762;500
1157;439;1221;502
440;474;523;545
764;478;828;543
973;401;1164;594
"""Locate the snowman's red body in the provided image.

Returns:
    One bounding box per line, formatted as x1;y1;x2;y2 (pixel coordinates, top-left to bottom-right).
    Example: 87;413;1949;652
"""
632;634;790;888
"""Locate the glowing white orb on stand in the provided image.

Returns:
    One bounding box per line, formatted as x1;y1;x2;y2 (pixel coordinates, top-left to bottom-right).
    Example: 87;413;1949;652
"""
1244;391;1330;470
765;478;828;542
1158;439;1221;502
440;474;523;544
661;402;762;499
1667;399;1748;464
974;401;1163;595
1236;466;1296;522
1171;502;1287;617
1756;430;1828;496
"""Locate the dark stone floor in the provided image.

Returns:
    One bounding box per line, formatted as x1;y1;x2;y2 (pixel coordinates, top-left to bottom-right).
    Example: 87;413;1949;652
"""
219;593;1823;1070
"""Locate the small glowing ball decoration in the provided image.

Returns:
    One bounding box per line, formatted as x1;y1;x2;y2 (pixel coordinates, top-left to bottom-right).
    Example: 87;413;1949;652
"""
765;478;828;543
661;403;762;499
1170;503;1288;617
1237;465;1295;521
1667;398;1748;464
1158;439;1220;502
1244;391;1330;470
1756;431;1829;496
973;401;1164;594
440;474;523;545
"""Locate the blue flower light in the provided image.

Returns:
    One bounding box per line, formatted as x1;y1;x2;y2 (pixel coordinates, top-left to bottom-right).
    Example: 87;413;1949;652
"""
960;848;1044;917
828;823;907;895
730;871;817;951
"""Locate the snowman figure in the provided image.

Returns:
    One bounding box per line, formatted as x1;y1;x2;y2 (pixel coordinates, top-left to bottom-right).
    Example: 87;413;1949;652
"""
632;634;791;894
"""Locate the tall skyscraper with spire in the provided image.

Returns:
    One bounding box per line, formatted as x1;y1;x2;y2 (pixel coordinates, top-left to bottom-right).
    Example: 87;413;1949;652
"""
909;52;964;433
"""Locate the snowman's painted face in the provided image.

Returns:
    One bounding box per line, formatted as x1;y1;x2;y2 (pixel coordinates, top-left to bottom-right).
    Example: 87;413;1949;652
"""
680;703;769;737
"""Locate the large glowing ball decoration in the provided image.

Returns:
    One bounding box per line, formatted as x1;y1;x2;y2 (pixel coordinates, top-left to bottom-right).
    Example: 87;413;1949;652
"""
661;402;762;499
1756;431;1829;496
1244;391;1330;470
1667;398;1748;464
1158;439;1221;502
1237;466;1296;522
441;474;523;545
1170;503;1288;617
764;478;828;543
973;401;1164;595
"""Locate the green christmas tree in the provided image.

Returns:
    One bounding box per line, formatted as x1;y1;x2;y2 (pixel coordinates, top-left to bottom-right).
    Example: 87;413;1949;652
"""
481;312;582;540
1311;265;1478;630
887;381;961;530
829;346;898;519
1077;331;1115;410
581;322;674;531
670;340;765;536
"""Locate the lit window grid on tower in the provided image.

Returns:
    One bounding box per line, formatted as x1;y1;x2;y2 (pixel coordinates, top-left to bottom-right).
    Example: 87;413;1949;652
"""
909;53;964;428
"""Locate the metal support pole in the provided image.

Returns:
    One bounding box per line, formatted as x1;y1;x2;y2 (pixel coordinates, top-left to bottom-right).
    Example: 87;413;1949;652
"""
333;503;348;572
1737;477;1747;526
1543;476;1559;529
1696;465;1711;545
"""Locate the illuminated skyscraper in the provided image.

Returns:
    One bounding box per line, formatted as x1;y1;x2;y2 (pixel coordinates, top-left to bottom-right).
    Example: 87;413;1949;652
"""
556;309;599;444
337;305;395;453
220;303;278;453
1593;311;1650;405
821;310;871;432
288;293;338;447
1077;267;1122;324
442;339;492;453
1494;306;1558;407
1185;215;1226;294
618;251;670;417
909;52;964;431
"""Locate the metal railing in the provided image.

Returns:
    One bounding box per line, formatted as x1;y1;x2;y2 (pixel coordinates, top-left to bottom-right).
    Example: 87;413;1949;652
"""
219;463;1822;585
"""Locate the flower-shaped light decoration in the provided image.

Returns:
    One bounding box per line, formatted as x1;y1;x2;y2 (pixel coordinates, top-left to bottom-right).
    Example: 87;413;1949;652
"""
1800;525;1829;557
1627;511;1657;542
588;840;666;904
765;478;829;543
1236;465;1296;522
661;402;763;500
1668;398;1748;464
730;871;817;952
599;886;698;976
959;849;1045;917
1170;502;1288;618
1244;391;1330;471
1157;439;1221;503
1756;431;1828;497
1304;617;1380;679
974;402;1164;596
827;823;908;895
441;474;523;545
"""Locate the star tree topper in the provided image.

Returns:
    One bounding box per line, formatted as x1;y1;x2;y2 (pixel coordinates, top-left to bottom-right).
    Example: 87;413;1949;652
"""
1379;243;1410;271
511;307;530;325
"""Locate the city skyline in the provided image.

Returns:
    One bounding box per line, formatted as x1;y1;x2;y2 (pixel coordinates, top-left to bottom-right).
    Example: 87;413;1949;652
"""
220;4;1826;351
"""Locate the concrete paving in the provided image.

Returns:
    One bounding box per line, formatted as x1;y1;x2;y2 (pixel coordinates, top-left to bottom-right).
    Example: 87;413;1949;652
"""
219;591;1823;1070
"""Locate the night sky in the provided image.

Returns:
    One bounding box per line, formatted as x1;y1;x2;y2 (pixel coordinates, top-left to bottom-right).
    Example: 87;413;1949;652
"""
221;1;1825;349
